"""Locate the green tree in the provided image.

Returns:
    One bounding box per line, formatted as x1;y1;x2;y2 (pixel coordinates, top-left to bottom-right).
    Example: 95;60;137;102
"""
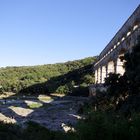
82;74;94;84
123;36;140;95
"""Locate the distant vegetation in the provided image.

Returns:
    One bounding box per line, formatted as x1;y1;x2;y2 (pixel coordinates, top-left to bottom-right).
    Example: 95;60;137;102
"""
0;57;96;96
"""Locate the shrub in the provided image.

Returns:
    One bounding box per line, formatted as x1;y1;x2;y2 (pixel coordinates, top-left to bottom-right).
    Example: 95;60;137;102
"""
76;111;140;140
56;85;69;94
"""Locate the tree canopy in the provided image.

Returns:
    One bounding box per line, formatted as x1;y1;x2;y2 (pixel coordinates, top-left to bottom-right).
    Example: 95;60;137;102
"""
0;57;96;95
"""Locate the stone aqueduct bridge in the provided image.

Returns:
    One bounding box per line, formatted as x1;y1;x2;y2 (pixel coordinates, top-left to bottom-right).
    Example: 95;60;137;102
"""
94;5;140;84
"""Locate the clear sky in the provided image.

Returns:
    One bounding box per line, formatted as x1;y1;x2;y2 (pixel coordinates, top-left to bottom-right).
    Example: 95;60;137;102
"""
0;0;139;67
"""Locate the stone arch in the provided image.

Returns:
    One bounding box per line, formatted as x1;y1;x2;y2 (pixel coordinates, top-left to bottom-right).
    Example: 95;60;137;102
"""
127;27;132;37
133;19;140;30
107;61;115;76
120;33;126;42
116;48;126;75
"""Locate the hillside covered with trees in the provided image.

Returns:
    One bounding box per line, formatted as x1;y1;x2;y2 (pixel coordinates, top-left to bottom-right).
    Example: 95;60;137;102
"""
0;57;96;95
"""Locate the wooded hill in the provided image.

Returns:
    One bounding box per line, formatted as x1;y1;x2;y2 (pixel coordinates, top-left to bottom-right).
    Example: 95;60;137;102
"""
0;57;96;96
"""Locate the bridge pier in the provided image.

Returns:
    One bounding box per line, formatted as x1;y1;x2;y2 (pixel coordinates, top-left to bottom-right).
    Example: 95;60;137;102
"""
116;55;125;75
101;66;107;83
97;68;101;83
107;61;115;74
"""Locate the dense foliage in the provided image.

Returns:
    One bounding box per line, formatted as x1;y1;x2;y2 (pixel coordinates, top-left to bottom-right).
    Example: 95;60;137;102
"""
123;36;140;95
0;57;96;95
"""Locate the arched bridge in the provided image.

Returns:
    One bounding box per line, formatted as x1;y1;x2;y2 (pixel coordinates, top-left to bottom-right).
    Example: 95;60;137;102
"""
94;5;140;84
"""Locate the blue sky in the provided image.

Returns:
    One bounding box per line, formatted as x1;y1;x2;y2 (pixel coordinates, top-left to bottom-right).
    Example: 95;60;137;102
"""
0;0;139;67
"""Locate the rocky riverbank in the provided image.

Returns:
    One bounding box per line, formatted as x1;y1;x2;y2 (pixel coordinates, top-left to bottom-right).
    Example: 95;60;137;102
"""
0;95;89;132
